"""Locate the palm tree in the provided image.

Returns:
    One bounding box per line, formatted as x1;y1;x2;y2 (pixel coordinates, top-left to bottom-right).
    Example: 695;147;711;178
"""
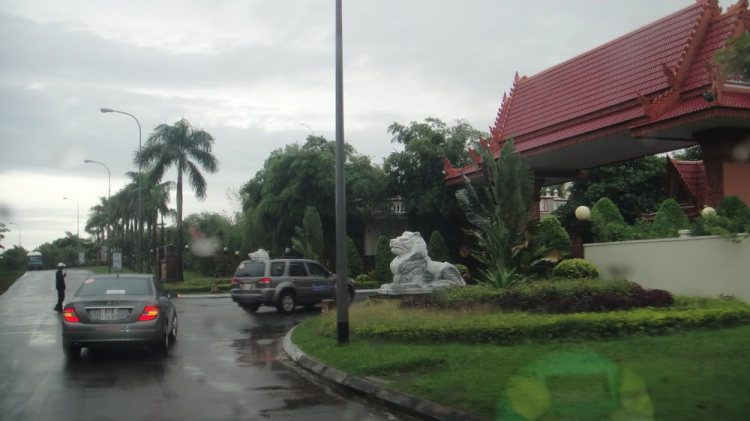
126;170;174;273
135;118;219;281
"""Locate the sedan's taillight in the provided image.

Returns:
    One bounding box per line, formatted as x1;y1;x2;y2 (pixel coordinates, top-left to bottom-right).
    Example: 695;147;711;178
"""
259;278;272;284
138;305;160;321
63;307;80;322
231;278;238;285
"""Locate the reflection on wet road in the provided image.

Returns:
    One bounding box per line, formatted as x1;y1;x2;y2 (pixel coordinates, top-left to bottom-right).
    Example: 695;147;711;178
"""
0;270;402;421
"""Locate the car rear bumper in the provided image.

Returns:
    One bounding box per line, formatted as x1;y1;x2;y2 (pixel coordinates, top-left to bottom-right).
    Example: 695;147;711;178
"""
231;289;274;305
62;319;164;347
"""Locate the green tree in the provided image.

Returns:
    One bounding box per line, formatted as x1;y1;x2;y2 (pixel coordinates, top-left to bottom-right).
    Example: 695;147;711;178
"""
554;155;666;227
373;235;392;285
135;118;219;281
427;231;450;263
672;145;703;161
346;236;364;278
240;135;388;258
537;216;572;257
715;32;750;80
384;118;486;251
456;137;537;276
291;206;325;262
717;195;750;233
652;199;690;238
0;223;9;250
0;246;27;270
590;198;629;242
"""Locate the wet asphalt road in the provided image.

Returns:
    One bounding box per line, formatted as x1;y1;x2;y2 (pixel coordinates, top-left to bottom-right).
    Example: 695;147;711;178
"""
0;270;405;421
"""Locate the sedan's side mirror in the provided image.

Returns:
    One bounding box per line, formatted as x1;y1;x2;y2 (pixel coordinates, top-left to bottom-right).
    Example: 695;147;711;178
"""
167;291;179;299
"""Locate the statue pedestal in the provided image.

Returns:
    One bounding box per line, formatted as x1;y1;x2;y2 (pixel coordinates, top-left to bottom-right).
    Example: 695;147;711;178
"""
378;286;439;296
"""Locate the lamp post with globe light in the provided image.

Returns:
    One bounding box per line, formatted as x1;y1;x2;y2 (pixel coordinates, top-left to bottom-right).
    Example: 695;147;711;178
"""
100;107;143;273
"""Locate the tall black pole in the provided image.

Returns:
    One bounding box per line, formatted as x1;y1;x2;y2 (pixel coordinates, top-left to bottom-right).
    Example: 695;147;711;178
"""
335;0;349;345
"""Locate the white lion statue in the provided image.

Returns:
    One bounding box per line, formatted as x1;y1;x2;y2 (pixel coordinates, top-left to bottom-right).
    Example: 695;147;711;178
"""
380;231;465;293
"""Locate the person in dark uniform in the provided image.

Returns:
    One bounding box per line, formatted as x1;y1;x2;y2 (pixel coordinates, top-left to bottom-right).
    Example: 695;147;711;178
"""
54;262;66;313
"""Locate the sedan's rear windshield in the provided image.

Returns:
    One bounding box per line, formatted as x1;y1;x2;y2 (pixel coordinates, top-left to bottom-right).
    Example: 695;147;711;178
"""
235;262;265;277
77;278;152;296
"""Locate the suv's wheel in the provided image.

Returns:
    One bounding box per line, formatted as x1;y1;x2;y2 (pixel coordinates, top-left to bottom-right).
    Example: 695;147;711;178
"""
241;303;261;313
276;291;296;314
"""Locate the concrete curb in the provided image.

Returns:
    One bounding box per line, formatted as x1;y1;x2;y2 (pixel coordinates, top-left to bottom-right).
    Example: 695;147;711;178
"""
282;326;488;421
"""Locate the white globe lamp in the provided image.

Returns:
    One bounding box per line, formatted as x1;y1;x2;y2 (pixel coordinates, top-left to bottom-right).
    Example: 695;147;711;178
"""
575;206;591;221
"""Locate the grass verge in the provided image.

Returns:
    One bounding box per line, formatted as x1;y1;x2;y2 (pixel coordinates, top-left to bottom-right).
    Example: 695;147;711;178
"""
0;270;25;295
293;321;750;420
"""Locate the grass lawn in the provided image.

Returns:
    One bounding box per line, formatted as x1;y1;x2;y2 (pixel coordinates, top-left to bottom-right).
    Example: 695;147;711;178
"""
0;270;25;295
294;317;750;420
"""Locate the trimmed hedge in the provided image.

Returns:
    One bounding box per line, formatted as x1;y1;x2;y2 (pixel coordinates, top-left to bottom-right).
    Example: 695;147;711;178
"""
398;280;671;314
553;258;600;278
311;297;750;345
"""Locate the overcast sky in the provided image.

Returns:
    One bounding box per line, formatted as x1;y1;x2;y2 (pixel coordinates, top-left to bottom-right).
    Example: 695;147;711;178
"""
0;0;732;250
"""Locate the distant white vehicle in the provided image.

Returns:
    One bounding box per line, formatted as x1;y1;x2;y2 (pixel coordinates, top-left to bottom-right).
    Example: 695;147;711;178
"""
27;251;43;270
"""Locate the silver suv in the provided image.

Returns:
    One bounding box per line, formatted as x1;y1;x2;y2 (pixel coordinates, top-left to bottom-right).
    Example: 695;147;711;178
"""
230;258;355;313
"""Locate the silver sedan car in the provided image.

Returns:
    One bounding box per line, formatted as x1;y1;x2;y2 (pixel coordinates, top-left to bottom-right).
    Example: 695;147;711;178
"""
61;274;178;358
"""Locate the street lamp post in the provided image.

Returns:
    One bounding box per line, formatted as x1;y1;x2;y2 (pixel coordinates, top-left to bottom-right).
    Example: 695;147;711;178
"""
62;197;79;238
100;107;143;273
334;0;349;345
85;159;111;273
8;222;20;248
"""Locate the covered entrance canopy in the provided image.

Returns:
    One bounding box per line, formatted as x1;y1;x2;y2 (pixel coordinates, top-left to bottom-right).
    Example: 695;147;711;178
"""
445;0;750;210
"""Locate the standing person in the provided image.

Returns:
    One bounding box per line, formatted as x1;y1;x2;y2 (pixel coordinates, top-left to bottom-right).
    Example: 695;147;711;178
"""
54;263;66;313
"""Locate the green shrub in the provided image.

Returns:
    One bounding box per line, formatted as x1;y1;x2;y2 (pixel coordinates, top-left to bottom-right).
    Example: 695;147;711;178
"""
652;199;690;238
427;231;450;263
311;297;750;345
590;198;629;242
346;236;364;278
553;258;600;278
692;214;734;237
717;195;750;233
400;279;672;313
373;235;392;285
454;263;469;274
536;216;572;255
355;274;371;283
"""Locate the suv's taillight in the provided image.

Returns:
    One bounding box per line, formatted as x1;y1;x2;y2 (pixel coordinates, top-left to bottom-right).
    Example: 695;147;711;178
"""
138;305;160;321
231;278;238;284
63;307;79;322
259;278;272;284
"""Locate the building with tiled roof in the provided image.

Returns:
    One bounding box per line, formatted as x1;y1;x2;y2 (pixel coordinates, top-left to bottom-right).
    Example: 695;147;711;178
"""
445;0;750;211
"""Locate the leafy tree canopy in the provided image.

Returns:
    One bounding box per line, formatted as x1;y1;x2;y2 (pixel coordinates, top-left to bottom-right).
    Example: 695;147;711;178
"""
715;32;750;81
240;135;388;256
554;155;666;227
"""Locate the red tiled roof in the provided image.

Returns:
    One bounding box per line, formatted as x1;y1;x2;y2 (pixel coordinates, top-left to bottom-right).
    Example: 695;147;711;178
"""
498;1;711;141
670;158;707;205
445;1;750;183
683;10;740;91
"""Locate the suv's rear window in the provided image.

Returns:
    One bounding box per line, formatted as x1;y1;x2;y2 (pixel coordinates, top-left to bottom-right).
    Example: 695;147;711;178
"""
78;278;152;296
235;262;265;277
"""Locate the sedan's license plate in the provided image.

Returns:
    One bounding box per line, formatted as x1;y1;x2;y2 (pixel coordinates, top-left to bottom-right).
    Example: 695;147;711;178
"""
101;308;119;320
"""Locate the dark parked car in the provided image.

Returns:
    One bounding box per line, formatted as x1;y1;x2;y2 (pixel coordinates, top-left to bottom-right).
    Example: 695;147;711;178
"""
230;258;355;313
61;274;178;358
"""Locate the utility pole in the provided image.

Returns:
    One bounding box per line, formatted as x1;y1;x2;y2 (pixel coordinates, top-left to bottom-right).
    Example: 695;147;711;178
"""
335;0;349;345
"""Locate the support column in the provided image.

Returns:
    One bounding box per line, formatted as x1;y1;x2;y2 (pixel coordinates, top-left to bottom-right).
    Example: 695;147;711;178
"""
695;128;750;208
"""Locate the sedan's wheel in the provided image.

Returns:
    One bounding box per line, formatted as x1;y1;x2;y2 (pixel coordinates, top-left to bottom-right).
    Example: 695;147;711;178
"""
276;291;296;314
156;324;169;357
241;303;261;313
63;343;81;359
168;313;178;340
